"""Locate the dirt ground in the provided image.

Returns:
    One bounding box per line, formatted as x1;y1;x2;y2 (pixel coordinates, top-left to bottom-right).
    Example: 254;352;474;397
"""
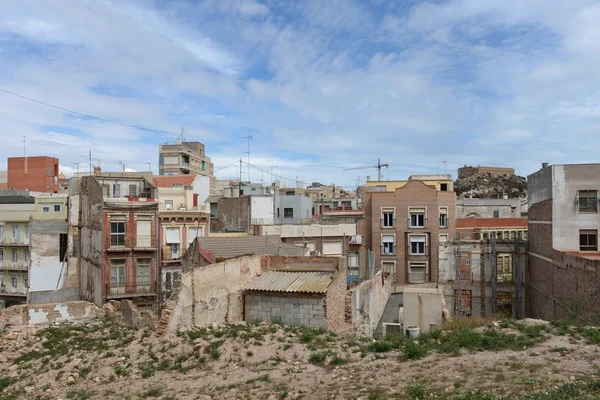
0;317;599;400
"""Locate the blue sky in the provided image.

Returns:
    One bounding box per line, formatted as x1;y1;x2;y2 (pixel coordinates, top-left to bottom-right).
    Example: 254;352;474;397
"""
1;0;600;188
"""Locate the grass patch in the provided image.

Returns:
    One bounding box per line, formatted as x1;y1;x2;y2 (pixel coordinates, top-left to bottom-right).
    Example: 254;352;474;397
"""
405;382;429;399
402;341;428;361
78;366;92;379
0;377;16;392
309;351;328;366
138;385;164;398
329;354;347;366
66;389;95;400
246;374;270;385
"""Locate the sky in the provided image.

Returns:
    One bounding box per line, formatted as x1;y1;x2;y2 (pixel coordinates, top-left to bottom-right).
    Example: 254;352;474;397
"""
1;0;600;189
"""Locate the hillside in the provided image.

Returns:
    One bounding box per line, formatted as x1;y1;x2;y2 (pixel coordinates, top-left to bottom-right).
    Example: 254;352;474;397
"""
0;317;599;399
455;172;527;199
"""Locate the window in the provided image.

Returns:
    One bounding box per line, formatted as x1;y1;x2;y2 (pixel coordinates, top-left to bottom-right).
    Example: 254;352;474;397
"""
580;230;597;251
24;249;29;264
0;225;3;240
165;200;173;210
497;254;513;282
439;207;448;228
170;243;181;259
382;261;396;282
59;233;68;262
440;183;448;191
136;220;151;247
276;208;280;218
409;208;426;228
136;259;151;285
23;275;28;288
11;275;17;289
110;222;126;247
323;241;343;255
493;210;500;218
284;208;294;218
11;249;18;263
102;185;110;197
12;225;19;241
188;227;202;245
409;235;426;255
465;233;471;240
0;249;3;262
381;208;395;228
382;235;395;255
42;205;50;212
408;262;427;283
24;225;29;242
113;184;121;197
439;234;448;243
54;204;60;212
578;190;598;212
110;260;126;287
201;161;206;170
348;253;359;276
454;290;472;315
128;184;137;197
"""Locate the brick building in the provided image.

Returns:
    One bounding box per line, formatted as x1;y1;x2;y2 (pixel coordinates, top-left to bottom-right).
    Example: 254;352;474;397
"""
527;163;600;321
78;174;159;309
364;179;456;286
8;156;59;193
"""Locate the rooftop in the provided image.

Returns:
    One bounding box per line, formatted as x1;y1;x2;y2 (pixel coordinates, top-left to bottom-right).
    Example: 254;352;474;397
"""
0;194;35;204
197;235;306;260
244;271;334;293
457;217;528;229
153;175;195;188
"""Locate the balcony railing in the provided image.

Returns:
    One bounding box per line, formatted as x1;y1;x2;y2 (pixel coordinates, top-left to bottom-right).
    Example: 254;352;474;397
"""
106;281;156;297
0;238;29;245
135;235;153;248
0;263;28;271
0;286;27;295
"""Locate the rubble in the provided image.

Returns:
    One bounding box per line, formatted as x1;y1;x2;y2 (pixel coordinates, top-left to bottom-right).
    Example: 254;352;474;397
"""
455;172;527;198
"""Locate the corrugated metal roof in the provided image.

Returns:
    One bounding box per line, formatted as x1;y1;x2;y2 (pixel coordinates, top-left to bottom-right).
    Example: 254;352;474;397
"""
0;195;35;204
198;235;306;259
244;271;333;294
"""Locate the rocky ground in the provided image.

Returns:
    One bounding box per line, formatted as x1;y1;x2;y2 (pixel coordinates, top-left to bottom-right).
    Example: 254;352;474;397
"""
0;316;599;400
454;172;527;199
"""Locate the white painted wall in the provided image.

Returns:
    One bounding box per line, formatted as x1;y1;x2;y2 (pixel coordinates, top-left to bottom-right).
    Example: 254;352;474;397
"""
261;223;357;238
403;287;443;333
251;196;274;224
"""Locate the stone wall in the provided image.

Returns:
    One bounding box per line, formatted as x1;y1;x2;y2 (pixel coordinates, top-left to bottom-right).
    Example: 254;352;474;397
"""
346;271;393;337
0;301;100;328
245;294;325;327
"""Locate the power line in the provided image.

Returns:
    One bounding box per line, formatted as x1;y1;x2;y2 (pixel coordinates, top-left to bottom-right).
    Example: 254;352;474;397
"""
0;88;181;136
242;160;308;186
214;160;240;174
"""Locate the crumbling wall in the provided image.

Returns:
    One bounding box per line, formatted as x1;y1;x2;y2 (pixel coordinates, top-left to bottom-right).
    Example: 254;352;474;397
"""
30;220;68;294
0;301;100;327
346;271;392;337
168;255;263;331
66;191;81;288
403;288;443;333
79;177;104;306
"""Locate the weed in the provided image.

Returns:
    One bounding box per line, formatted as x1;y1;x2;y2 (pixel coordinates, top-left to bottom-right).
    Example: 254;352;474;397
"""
367;388;384;400
209;348;221;360
246;351;253;357
283;344;292;351
66;389;95;400
0;377;16;392
138;385;164;398
78;366;92;379
402;341;428;361
114;365;130;377
246;374;270;384
405;382;429;399
309;351;328;366
329;354;347;366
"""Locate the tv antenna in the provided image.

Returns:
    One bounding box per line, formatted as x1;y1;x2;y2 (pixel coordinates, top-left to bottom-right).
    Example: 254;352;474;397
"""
238;135;253;181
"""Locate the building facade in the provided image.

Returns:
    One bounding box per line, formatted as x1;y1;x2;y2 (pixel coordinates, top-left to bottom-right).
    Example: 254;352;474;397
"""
0;192;34;308
365;179;456;287
527;163;600;321
158;141;215;192
7;156;59;193
456;198;524;219
78;175;159;309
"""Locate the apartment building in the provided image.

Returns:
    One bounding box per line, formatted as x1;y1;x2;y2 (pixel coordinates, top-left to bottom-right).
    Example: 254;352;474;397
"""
308;183;358;215
158;141;216;193
153;175;210;302
364;176;456;286
456;198;525;219
7;156;60;193
321;208;368;277
0;192;34;308
78;174;159;309
527;163;600;321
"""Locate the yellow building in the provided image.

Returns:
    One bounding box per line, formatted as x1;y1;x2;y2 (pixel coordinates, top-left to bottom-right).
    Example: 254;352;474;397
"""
366;174;454;193
35;194;68;220
0;191;35;308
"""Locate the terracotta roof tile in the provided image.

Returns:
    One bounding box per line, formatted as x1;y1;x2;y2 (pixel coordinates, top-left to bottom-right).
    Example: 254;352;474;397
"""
153;175;195;188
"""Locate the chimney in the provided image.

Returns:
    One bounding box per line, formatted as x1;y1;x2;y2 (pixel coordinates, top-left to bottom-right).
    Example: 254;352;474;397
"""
93;166;101;176
542;162;549;169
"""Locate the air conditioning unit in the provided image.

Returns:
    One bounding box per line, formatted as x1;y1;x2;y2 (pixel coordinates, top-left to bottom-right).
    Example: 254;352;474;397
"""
349;235;362;245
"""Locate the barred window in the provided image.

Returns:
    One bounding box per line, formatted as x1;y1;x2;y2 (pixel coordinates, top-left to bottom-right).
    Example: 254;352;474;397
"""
580;230;597;251
578;190;598;212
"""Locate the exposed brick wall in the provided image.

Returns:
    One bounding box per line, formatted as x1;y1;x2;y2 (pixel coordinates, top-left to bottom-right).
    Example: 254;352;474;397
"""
527;251;600;321
261;255;342;271
528;199;552;221
324;271;350;333
245;293;325;327
7;156;59;193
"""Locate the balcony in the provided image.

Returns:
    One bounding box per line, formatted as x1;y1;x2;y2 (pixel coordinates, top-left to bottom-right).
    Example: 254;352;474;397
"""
0;286;27;296
0;263;28;271
180;161;190;169
134;235;154;249
0;238;29;246
106;282;156;299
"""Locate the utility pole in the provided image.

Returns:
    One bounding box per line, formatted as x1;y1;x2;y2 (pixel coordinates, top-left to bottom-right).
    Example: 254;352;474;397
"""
456;232;462;316
239;158;243;196
238;135;252;181
515;232;522;319
491;232;498;314
89;150;92;175
148;162;152;172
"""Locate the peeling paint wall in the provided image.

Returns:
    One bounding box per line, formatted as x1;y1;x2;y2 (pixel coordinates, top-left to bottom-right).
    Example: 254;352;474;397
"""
0;301;99;327
30;220;68;293
79;177;104;306
346;271;392;337
66;180;82;288
169;255;263;331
